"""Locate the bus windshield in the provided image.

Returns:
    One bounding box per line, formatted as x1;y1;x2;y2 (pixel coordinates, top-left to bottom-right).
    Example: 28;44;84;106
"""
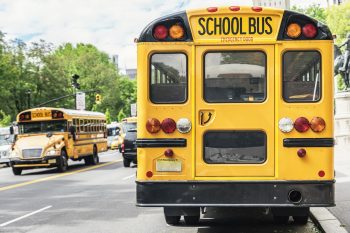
107;127;120;136
19;120;67;134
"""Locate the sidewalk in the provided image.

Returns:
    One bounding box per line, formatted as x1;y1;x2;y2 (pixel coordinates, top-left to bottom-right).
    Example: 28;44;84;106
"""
326;144;350;232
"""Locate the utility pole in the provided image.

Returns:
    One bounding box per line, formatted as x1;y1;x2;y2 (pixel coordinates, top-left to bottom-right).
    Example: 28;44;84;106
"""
26;89;31;109
71;74;80;109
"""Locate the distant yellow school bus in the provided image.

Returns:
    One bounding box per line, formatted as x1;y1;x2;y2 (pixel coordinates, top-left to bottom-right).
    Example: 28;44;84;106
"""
10;107;107;175
136;6;334;225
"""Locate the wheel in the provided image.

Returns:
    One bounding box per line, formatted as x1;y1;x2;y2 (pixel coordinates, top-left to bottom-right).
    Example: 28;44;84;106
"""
123;158;131;167
12;167;22;176
273;215;289;224
57;151;68;173
164;215;180;225
91;146;99;165
293;215;309;225
184;215;200;225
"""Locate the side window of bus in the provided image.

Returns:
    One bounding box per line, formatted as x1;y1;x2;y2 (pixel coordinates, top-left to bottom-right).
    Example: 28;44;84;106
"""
150;53;187;103
283;51;321;102
80;119;85;132
204;51;266;103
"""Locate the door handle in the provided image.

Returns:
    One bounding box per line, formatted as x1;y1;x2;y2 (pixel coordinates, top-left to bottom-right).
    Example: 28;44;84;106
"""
200;111;213;126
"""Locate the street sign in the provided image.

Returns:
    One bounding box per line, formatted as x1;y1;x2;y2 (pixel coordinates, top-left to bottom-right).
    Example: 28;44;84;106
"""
131;103;137;117
76;92;85;110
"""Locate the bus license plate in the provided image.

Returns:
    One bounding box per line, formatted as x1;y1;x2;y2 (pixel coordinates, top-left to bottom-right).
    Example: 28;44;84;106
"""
48;159;56;164
156;159;182;172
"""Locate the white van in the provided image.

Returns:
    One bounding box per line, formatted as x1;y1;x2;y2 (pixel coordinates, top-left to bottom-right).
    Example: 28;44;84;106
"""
0;127;15;167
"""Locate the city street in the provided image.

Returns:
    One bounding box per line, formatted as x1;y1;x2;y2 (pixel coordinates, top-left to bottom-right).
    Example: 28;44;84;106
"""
0;150;321;233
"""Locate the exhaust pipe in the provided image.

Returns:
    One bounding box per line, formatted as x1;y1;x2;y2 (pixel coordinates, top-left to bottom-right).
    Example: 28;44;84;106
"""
288;190;302;203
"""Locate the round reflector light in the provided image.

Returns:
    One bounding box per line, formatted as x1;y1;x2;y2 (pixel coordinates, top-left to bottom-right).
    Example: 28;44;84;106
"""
161;118;176;134
297;148;306;158
302;23;317;38
176;118;191;134
169;24;184;40
146;118;161;134
286;23;302;38
146;171;153;178
164;149;174;157
310;116;326;132
207;7;218;12
229;6;240;11
252;6;263;12
318;170;325;177
153;25;168;40
294;117;310;133
278;117;294;133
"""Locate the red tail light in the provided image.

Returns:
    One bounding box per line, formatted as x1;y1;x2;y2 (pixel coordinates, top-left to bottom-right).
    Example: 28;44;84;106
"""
121;143;125;153
302;23;317;38
294;117;310;133
297;148;306;158
161;118;176;134
310;117;326;132
146;118;161;133
153;25;168;40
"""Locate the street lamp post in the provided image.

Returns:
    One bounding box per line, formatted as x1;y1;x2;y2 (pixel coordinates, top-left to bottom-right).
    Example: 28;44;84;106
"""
25;90;31;109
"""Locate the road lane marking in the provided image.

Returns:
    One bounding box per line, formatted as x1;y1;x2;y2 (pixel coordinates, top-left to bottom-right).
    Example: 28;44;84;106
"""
0;160;122;192
336;176;350;183
122;174;136;180
0;205;52;227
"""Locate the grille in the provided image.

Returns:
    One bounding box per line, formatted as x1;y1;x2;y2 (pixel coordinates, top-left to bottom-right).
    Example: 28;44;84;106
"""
22;149;42;158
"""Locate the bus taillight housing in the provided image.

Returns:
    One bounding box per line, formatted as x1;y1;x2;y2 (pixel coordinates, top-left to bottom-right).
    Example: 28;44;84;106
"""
310;117;326;132
146;118;161;134
294;117;310;133
302;23;317;38
161;118;176;134
153;25;168;40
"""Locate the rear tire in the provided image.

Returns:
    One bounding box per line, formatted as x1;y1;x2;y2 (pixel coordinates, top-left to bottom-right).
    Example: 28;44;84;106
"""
12;167;22;176
164;215;180;225
123;158;131;167
184;215;200;225
273;215;289;224
85;146;99;165
293;215;309;225
57;151;68;173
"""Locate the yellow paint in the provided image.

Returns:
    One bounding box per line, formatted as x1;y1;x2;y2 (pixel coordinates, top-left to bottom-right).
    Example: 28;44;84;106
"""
0;160;121;192
136;7;334;182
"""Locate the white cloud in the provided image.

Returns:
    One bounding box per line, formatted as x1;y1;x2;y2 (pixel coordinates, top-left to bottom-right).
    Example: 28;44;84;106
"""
0;0;328;71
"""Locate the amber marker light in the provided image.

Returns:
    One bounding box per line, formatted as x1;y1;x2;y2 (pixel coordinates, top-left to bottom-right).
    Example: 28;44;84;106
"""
310;117;326;132
286;23;302;38
169;24;184;40
146;118;161;133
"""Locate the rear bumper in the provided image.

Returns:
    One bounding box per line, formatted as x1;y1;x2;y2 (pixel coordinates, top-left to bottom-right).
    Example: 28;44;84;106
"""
136;181;335;207
122;151;137;161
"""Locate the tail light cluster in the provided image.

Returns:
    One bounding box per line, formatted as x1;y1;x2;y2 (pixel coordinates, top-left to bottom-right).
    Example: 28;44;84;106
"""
153;22;185;41
146;117;191;134
278;116;326;133
285;14;317;39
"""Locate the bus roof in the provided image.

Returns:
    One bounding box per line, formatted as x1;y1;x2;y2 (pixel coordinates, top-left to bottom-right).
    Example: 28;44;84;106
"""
138;6;332;43
17;107;105;121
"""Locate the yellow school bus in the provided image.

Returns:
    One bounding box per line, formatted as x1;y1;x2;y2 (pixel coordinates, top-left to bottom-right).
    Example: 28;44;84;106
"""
10;107;107;175
136;6;334;225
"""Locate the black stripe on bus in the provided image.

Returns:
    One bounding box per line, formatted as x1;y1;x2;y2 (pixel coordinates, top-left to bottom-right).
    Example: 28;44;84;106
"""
283;138;334;147
136;138;186;147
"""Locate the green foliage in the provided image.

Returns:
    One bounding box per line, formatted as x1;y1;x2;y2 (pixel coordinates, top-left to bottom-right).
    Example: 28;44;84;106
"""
336;74;347;91
327;2;350;44
105;108;111;124
292;4;327;23
117;109;126;122
0;110;11;127
0;34;137;122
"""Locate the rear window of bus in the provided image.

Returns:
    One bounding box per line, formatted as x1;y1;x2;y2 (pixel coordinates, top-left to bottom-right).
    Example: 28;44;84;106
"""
283;51;321;102
204;51;266;103
150;53;187;103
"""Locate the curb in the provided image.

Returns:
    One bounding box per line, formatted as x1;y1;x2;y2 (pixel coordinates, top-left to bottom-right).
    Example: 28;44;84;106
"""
310;207;348;233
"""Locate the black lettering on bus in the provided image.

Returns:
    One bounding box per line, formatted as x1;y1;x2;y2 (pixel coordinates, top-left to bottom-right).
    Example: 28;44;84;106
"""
249;17;256;34
198;17;206;35
239;17;246;34
265;17;273;34
222;17;230;35
214;17;222;35
257;17;264;35
231;17;239;35
206;17;214;35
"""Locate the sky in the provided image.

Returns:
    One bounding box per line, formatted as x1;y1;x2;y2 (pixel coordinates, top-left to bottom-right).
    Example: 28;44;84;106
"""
0;0;329;72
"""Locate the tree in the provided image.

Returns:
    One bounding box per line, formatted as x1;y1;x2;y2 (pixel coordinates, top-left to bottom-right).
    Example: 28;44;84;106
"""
292;4;327;23
327;2;350;44
105;108;111;124
117;109;126;122
0;110;11;127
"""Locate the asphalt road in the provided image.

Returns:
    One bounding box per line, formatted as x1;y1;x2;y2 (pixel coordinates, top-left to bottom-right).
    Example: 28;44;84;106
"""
0;151;321;233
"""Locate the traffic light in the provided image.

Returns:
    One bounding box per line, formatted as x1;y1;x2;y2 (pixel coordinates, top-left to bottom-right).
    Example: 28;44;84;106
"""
96;94;102;104
71;74;80;89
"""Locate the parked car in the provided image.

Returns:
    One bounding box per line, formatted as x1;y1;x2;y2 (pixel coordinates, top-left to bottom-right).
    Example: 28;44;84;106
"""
121;128;137;167
0;127;15;167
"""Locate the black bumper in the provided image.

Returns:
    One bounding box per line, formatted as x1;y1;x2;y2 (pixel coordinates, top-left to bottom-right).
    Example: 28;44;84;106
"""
122;151;137;161
10;156;60;168
136;181;335;207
